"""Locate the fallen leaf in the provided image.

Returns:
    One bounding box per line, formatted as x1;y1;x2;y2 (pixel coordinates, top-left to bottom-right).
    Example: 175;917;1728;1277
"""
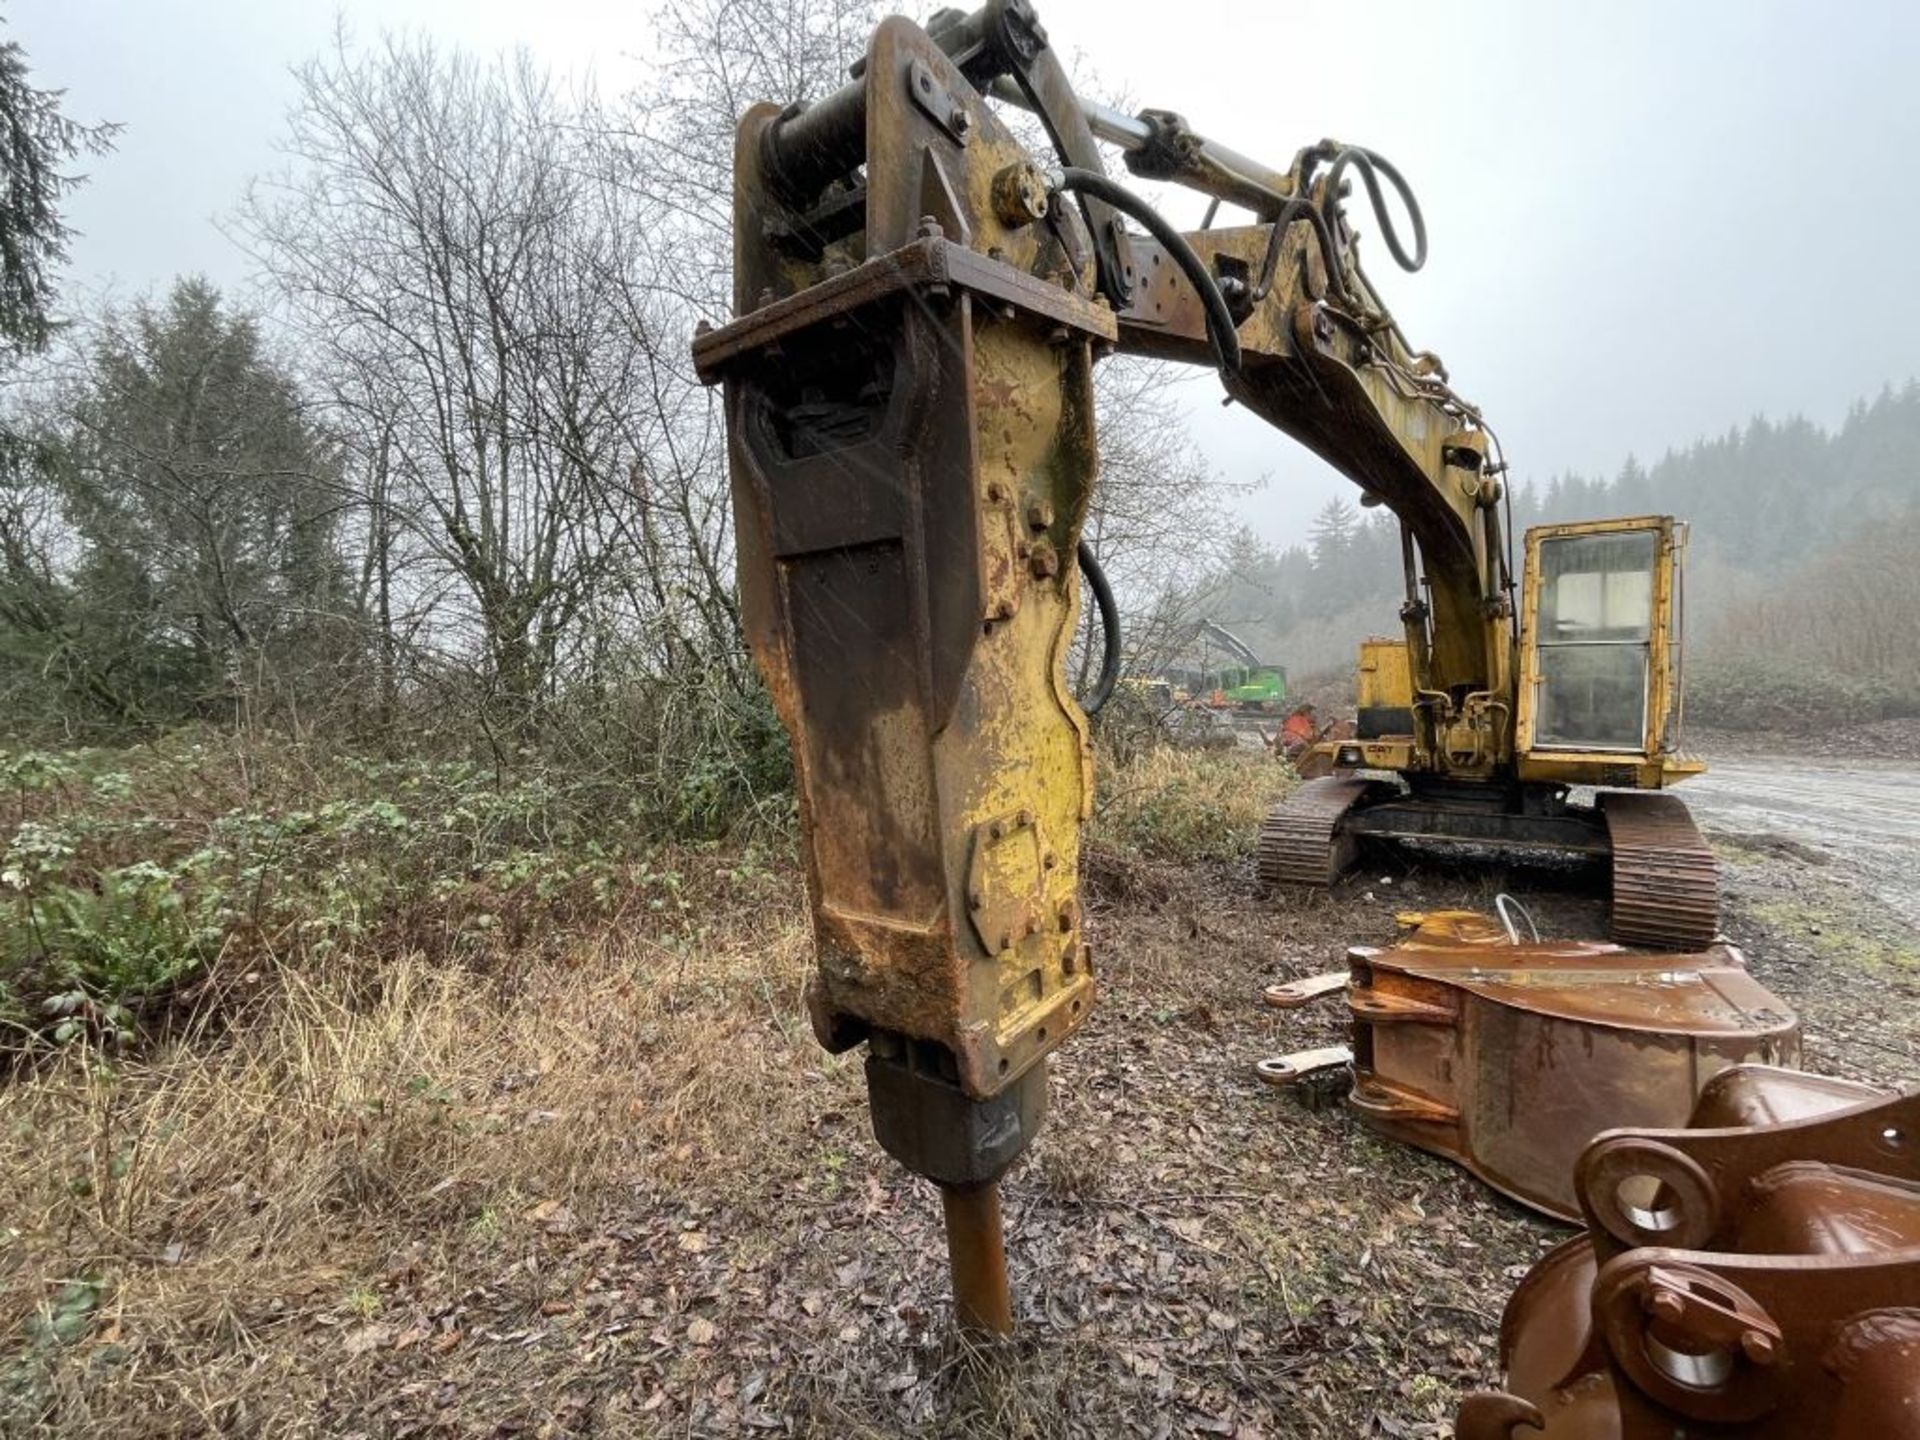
522;1198;576;1233
343;1323;393;1356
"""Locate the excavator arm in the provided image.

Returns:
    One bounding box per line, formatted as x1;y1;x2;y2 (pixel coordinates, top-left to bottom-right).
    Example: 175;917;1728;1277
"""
1072;107;1516;771
944;8;1519;769
1186;617;1263;671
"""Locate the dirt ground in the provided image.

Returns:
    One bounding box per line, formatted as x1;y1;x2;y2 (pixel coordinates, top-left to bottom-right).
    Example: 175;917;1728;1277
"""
8;747;1916;1438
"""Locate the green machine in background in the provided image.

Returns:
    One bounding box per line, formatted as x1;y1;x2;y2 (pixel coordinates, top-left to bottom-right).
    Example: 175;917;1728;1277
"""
1213;664;1288;712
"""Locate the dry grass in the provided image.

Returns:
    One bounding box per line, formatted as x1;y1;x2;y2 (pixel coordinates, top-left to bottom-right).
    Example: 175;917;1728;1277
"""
0;742;1548;1440
8;739;1906;1437
1;861;831;1433
1091;743;1296;865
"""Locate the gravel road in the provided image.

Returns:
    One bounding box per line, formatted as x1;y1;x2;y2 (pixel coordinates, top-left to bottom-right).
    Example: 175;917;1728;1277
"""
1682;754;1920;926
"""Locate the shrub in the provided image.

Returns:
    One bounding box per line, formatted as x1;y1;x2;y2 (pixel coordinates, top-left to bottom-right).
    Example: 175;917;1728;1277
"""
0;732;795;1047
1091;741;1296;865
1683;655;1920;735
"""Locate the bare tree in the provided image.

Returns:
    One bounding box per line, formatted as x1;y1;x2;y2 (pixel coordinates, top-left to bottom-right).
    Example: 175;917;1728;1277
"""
241;38;731;725
616;0;884;299
1075;358;1237;692
227;1;1231;755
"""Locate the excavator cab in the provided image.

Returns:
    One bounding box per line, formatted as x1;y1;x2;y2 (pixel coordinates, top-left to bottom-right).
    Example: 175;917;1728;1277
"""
1515;515;1703;791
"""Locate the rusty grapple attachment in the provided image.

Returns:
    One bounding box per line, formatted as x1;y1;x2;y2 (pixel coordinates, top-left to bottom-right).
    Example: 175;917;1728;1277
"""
1458;1065;1920;1439
692;4;1114;1331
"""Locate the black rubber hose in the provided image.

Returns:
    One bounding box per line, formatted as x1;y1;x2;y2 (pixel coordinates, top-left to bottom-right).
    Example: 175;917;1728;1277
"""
1252;194;1351;304
1077;538;1122;717
1320;146;1427;273
1053;167;1243;377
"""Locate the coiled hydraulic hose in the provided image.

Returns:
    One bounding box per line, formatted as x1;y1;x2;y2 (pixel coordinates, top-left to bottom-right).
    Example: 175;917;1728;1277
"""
1051;167;1243;379
1320;146;1426;273
1076;538;1122;717
1252;147;1425;305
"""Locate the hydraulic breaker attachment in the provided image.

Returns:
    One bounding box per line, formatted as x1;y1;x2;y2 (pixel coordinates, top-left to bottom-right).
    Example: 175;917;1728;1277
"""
1260;911;1801;1219
692;5;1109;1333
1458;1065;1920;1439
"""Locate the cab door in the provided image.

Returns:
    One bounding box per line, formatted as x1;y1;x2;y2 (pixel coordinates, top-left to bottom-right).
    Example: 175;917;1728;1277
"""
1517;516;1685;761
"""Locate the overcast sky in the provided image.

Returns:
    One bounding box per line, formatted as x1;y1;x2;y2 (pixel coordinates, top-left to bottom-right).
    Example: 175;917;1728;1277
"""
17;1;1920;547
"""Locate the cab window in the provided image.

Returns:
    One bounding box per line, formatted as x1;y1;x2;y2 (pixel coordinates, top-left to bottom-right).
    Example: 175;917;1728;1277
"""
1532;529;1657;751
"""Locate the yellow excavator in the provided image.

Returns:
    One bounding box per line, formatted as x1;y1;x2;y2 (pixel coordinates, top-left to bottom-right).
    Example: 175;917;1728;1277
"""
691;0;1714;1327
1265;509;1713;951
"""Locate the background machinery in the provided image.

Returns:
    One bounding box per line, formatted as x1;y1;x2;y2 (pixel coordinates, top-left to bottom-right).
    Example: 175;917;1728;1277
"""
1176;618;1287;713
692;0;1714;1328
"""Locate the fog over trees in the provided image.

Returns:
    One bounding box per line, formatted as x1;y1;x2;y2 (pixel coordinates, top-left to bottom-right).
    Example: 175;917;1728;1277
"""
1198;386;1920;724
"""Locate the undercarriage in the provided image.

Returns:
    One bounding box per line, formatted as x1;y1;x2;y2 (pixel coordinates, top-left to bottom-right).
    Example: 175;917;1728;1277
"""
1259;774;1718;949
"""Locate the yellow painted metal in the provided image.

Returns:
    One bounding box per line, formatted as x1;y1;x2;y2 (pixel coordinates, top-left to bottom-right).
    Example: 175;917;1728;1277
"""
1115;227;1506;711
1516;752;1707;788
1350;738;1417;770
1514;515;1699;791
1357;638;1413;713
1102;155;1702;804
706;10;1718;1109
1313;516;1703;795
694;18;1104;1101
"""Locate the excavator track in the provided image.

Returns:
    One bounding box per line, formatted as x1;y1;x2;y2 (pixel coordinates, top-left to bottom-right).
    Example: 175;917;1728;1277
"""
1257;776;1374;889
1600;792;1718;951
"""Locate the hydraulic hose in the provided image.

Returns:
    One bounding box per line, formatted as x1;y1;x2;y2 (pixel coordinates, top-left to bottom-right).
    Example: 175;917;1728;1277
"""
1253;194;1350;304
1320;146;1427;273
1052;167;1243;378
1076;538;1122;717
1254;147;1425;306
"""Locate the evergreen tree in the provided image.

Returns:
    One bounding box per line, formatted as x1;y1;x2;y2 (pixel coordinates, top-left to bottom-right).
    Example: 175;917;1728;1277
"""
53;279;348;721
1308;497;1357;568
0;30;116;356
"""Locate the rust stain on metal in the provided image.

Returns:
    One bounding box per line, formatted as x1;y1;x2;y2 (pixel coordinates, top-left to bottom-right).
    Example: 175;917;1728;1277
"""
1262;969;1348;1010
695;16;1108;1102
694;5;1126;1335
940;1181;1014;1335
1459;1065;1920;1439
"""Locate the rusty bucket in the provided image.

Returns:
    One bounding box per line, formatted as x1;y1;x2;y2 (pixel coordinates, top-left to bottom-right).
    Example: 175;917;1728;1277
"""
1262;911;1801;1219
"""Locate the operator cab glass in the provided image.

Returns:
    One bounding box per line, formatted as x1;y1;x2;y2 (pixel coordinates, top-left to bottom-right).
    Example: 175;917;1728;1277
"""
1532;529;1657;751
